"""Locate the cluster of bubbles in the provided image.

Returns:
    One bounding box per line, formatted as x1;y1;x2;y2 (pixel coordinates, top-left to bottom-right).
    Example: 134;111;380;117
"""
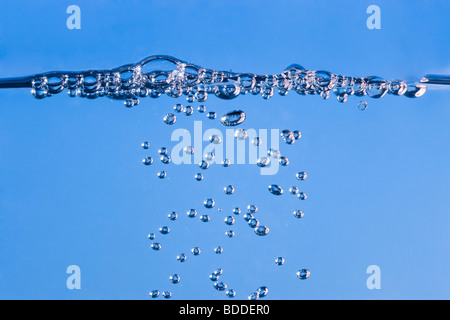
146;99;312;298
29;55;427;110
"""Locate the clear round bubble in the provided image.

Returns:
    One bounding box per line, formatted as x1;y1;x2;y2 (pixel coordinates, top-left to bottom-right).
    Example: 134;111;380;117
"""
224;216;235;225
257;157;270;167
222;158;231;167
199;160;210;170
248;218;259;228
169;274;181;284
296;171;307;180
148;233;155;240
204;198;215;208
297;269;310;280
268;149;281;159
290;186;299;195
234;128;248;140
293;210;304;219
247;204;258;213
204;152;215;161
210;273;220;281
150;290;160;298
213;282;227;291
268;184;284;195
194;173;204;181
243;213;254;222
191;247;201;255
163;113;177;125
279;156;290;166
293;130;302;140
224;185;235;195
220;110;246;127
226;289;236;298
197;105;206;113
248;292;259;300
143;157;154;166
252;137;262;146
200;214;211;222
358;100;368;111
184;146;194;155
225;230;235;238
187;209;197;218
173;103;184;113
254;225;269;236
168;211;178;221
257;286;269;298
207;112;217;119
141;141;150;149
275;257;285;265
214;246;223;254
233;207;241;215
159;226;170;234
184;105;194;116
160;154;171;164
158;147;168;155
177;253;187;262
297;192;307;200
157;171;167;179
162;291;172;299
209;134;223;144
151;242;161;250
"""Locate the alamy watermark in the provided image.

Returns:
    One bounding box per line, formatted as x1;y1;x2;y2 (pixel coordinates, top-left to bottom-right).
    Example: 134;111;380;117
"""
170;121;281;175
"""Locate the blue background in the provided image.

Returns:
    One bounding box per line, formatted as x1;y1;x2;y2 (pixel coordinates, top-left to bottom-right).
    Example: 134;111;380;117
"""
0;0;449;300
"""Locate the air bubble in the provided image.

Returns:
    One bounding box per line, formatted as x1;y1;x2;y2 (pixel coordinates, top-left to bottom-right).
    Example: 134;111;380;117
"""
169;274;181;284
184;105;194;116
143;157;154;165
293;210;304;219
187;209;197;218
225;230;235;238
199;160;210;170
297;192;307;200
162;291;172;299
254;225;269;236
214;246;223;254
289;186;299;195
168;211;178;221
268;184;284;195
296;171;307;180
234;128;248;140
173;103;184;113
204;198;215;208
224;185;235;195
157;171;167;179
297;269;310;280
150;290;160;298
159;226;170;235
141;141;150;149
163;113;177;125
220;110;246;126
213;282;227;291
257;286;269;298
247;205;258;213
209;134;222;144
275;257;285;265
177;253;187;262
194;173;204;181
160;154;171;164
358;100;368;111
207;112;217;119
200;214;211;222
151;243;161;250
191;247;201;255
224;216;235;225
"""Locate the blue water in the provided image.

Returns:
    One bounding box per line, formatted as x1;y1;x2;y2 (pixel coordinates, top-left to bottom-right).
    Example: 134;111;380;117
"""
0;0;449;300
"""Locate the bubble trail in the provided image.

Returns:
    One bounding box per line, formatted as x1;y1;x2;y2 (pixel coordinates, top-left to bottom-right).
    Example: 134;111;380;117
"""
0;55;436;105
